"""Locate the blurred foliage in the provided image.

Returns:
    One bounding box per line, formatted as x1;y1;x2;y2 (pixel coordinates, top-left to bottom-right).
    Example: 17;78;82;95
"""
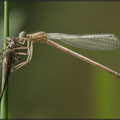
0;1;120;119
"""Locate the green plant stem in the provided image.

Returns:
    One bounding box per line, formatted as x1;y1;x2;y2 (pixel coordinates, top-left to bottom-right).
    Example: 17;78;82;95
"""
1;1;9;119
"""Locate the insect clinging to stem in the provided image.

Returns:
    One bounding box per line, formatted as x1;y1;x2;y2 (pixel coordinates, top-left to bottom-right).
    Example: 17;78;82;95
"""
1;31;120;102
9;31;120;79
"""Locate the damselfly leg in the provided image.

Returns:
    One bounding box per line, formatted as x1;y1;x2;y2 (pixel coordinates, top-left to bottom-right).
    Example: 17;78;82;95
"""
14;40;33;70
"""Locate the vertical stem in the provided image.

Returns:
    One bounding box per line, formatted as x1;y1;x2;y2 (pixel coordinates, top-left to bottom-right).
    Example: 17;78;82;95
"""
1;0;9;119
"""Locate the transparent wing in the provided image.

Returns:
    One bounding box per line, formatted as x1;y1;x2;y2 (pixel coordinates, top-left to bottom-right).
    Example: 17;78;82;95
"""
47;33;120;50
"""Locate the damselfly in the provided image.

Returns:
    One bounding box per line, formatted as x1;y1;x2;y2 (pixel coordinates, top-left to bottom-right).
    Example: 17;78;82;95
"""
10;31;120;78
0;31;120;102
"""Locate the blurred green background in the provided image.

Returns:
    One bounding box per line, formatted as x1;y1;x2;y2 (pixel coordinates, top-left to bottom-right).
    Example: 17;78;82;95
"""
0;1;120;119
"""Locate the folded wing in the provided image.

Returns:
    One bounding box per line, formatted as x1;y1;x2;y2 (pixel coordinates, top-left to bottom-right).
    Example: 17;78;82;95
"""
47;33;120;51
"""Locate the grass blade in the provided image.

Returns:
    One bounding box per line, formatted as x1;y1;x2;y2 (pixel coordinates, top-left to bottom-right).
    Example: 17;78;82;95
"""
1;0;9;119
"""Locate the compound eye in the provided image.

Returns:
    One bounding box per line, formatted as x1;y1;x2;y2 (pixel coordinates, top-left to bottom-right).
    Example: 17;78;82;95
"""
7;37;10;40
19;31;26;38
